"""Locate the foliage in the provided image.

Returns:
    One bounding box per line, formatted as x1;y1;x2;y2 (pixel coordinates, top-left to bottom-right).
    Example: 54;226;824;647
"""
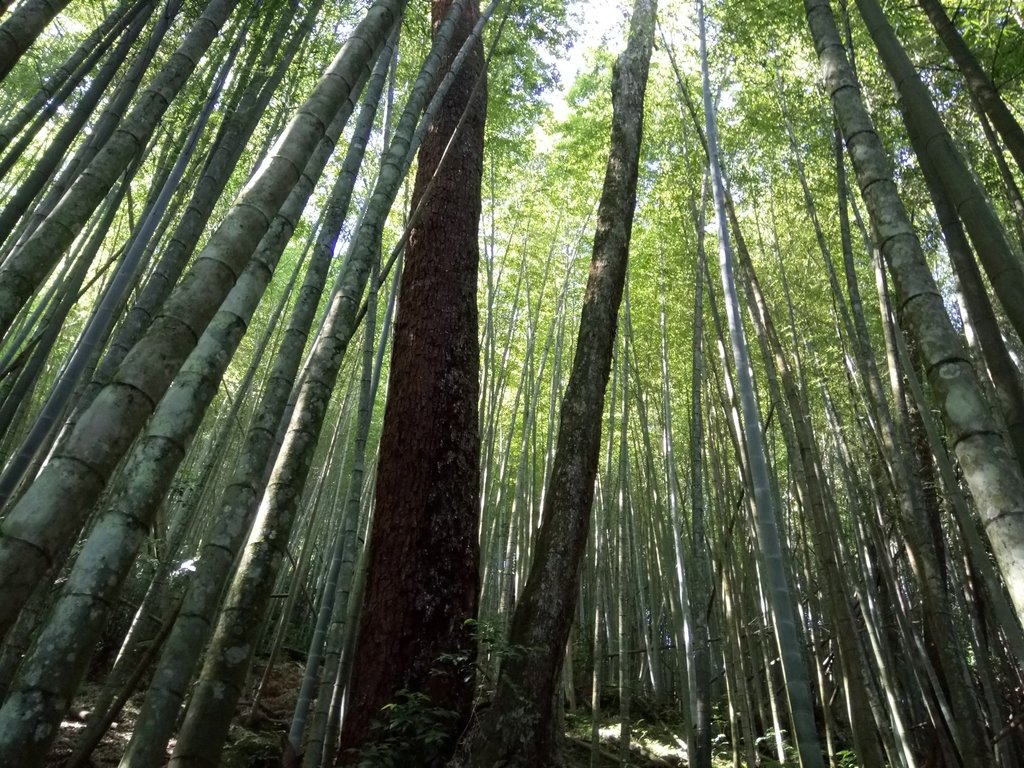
351;690;460;768
466;617;535;691
3;0;1024;766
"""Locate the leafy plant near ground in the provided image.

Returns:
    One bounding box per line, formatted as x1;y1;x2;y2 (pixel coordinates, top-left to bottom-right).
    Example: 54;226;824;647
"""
351;690;460;768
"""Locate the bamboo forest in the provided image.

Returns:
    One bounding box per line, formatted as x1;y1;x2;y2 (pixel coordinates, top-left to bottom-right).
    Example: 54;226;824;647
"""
1;0;1023;765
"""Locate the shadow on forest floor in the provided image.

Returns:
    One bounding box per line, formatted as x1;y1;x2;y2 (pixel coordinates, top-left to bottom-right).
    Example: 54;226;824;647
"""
46;661;709;767
45;658;304;767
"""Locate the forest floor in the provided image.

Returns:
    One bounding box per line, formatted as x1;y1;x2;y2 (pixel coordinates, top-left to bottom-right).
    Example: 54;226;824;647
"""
46;660;695;767
563;712;690;766
45;657;305;767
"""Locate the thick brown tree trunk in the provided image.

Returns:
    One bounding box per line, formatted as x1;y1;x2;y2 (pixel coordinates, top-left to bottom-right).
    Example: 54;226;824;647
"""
336;0;486;763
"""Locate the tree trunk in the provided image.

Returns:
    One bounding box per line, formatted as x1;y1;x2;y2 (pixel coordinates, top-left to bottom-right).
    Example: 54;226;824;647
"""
806;0;1024;629
0;79;356;761
701;0;824;762
455;2;655;764
164;4;488;762
0;0;75;82
337;0;486;761
916;0;1024;176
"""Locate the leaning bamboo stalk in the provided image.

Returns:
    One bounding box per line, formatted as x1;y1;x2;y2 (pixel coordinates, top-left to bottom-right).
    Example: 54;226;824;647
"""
120;30;398;764
0;0;204;318
806;0;1024;633
0;117;332;763
0;0;403;641
167;5;494;762
0;19;249;508
699;0;824;760
0;0;78;81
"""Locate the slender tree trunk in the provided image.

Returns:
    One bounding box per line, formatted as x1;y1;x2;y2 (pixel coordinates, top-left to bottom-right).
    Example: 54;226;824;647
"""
0;81;351;760
455;3;655;764
729;195;884;766
289;41;397;766
0;17;248;509
903;96;1024;472
701;0;824;763
806;0;1024;628
298;262;398;768
916;0;1024;175
616;328;632;764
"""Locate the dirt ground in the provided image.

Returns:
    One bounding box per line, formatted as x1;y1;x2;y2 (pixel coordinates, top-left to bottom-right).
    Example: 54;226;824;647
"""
44;662;690;767
45;659;306;768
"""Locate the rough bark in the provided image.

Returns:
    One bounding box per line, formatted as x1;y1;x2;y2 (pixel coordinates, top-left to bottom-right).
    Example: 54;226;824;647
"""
164;4;481;763
337;0;486;761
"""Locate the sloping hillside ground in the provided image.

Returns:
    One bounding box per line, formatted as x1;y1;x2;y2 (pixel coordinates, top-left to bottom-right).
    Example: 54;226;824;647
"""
45;659;695;767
